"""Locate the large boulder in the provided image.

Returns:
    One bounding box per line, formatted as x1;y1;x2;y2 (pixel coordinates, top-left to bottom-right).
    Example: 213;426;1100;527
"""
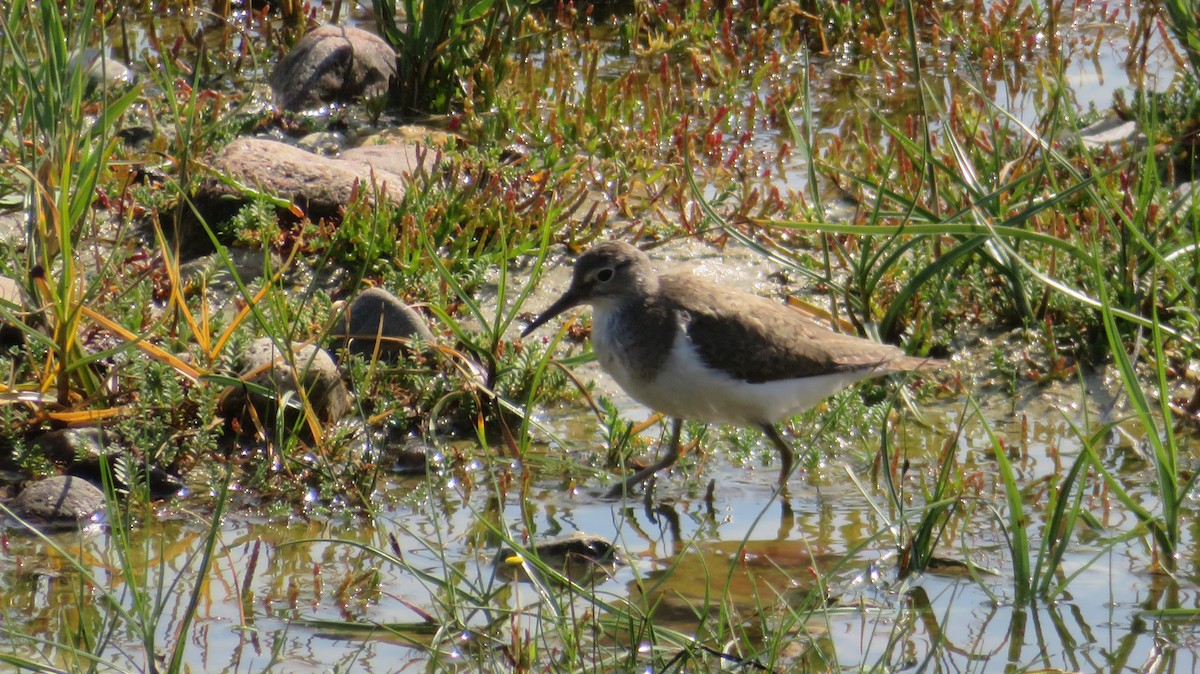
270;25;397;112
195;138;432;224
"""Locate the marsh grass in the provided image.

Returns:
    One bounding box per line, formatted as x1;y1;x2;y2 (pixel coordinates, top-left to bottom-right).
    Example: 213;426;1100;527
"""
875;407;967;581
967;395;1083;604
1092;267;1196;570
374;0;529;116
1160;0;1200;83
1;0;141;406
718;0;1200;622
0;464;232;673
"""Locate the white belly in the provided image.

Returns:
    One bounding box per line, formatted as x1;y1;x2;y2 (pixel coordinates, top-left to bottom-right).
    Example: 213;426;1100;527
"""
592;309;873;426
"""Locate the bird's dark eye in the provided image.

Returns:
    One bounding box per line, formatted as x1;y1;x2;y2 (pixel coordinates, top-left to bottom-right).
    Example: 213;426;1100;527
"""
596;267;614;282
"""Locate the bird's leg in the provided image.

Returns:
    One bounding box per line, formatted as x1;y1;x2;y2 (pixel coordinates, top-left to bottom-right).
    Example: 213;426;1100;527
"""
778;499;795;539
761;423;796;485
605;416;684;498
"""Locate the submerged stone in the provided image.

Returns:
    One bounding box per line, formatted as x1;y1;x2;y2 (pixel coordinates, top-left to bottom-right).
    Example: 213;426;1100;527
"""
29;428;185;499
355;124;465;150
10;476;105;530
499;532;623;582
33;427;109;465
390;438;431;475
297;130;349;155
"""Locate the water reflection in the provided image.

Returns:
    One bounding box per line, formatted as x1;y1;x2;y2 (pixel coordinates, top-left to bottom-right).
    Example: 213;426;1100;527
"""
1;422;1199;673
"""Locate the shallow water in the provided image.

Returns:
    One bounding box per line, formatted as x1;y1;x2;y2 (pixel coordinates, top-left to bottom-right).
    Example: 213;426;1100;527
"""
4;376;1200;671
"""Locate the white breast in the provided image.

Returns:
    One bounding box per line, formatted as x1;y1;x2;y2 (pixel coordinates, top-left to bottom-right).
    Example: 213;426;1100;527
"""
591;305;876;427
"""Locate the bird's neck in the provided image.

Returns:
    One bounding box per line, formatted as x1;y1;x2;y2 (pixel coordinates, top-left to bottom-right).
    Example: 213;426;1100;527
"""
591;292;677;380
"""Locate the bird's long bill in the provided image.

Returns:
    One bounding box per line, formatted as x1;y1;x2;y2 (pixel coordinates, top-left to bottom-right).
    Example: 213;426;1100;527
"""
521;290;583;337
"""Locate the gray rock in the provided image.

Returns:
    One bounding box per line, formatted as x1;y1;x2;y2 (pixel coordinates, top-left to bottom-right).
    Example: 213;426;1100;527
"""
33;428;109;465
339;143;436;179
11;476;105;530
1076;117;1144;150
297;130;349;155
69;48;135;93
177;247;281;291
195;138;429;222
269;25;396;112
336;287;436;359
1171;180;1200;215
0;275;27;348
354;124;464;150
222;338;352;431
0;211;23;243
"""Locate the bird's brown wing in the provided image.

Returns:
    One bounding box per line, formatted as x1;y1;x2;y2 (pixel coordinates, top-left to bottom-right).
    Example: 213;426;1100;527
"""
659;273;915;384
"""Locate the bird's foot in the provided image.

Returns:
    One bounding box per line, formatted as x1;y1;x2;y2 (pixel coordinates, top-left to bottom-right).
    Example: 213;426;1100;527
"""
603;464;660;498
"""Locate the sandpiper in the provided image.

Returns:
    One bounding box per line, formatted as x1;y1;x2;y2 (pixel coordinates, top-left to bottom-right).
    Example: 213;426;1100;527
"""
522;241;944;497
